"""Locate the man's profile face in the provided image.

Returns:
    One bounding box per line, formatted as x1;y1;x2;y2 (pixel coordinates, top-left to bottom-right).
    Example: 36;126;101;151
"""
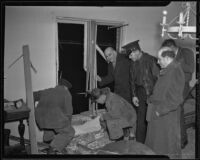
157;54;168;69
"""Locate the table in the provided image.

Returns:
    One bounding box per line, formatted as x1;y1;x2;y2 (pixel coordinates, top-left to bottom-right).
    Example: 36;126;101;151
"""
4;105;30;154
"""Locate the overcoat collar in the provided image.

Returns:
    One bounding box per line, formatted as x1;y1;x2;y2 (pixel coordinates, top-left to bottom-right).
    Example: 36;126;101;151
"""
159;60;178;76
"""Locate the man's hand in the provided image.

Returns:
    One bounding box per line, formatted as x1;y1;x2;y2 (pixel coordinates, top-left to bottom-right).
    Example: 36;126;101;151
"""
155;111;160;117
96;75;102;82
99;115;106;130
100;115;104;121
132;97;139;107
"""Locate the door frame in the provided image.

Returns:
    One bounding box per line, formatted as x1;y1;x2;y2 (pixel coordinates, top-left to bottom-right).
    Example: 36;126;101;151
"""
55;17;88;85
55;16;125;113
95;20;125;51
55;16;125;82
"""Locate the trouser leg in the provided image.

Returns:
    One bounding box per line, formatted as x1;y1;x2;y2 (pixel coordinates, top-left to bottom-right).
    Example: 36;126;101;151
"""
50;125;75;152
135;87;147;144
181;82;189;147
43;129;55;143
180;105;187;148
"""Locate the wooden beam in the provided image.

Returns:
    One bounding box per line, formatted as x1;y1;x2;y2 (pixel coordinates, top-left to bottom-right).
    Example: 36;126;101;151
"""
96;44;106;61
22;45;38;154
90;20;97;116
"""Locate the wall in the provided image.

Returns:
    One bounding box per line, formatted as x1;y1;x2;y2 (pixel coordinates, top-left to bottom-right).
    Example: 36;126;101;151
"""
4;2;196;142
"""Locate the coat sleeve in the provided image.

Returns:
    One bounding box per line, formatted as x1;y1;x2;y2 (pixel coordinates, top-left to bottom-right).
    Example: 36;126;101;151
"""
144;57;160;96
103;99;122;120
155;67;185;116
180;48;195;74
62;89;73;120
129;62;136;97
33;90;44;102
99;64;114;86
151;57;160;80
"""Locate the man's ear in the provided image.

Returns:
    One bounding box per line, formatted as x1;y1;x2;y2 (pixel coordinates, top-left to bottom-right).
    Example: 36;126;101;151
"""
166;56;173;64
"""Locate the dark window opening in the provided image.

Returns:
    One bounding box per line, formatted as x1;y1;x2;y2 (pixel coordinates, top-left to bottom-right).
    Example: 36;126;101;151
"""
58;22;118;114
58;23;88;114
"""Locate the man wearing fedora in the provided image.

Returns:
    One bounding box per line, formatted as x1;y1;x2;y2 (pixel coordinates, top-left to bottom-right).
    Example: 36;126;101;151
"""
122;40;160;143
34;78;75;154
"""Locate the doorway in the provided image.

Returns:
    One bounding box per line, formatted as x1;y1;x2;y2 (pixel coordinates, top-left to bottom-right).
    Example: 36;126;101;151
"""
58;22;87;114
96;25;117;91
57;20;121;114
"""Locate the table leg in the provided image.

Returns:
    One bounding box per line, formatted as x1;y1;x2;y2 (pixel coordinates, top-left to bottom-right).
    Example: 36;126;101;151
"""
18;120;25;148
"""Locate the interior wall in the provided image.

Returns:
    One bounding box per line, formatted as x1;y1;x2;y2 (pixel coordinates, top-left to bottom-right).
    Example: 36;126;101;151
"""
4;2;196;142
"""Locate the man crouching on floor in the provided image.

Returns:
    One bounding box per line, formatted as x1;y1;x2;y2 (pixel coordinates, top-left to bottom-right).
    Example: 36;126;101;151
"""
89;87;137;141
34;78;75;154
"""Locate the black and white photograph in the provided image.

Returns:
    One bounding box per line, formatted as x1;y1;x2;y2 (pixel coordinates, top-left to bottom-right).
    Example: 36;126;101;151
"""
2;1;199;159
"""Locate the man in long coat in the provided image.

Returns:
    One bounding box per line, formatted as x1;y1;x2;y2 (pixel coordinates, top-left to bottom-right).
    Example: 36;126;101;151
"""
97;47;132;103
145;47;185;159
161;39;195;148
34;79;75;154
122;40;160;143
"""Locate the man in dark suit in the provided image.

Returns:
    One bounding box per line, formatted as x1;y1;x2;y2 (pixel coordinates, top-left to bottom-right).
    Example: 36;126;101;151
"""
161;39;195;149
123;40;160;143
97;47;132;104
34;79;74;154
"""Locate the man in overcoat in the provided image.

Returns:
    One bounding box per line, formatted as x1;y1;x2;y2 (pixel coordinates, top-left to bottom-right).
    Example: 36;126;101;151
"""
123;40;160;143
97;47;132;103
161;39;195;148
145;47;185;159
89;87;137;141
34;79;75;154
